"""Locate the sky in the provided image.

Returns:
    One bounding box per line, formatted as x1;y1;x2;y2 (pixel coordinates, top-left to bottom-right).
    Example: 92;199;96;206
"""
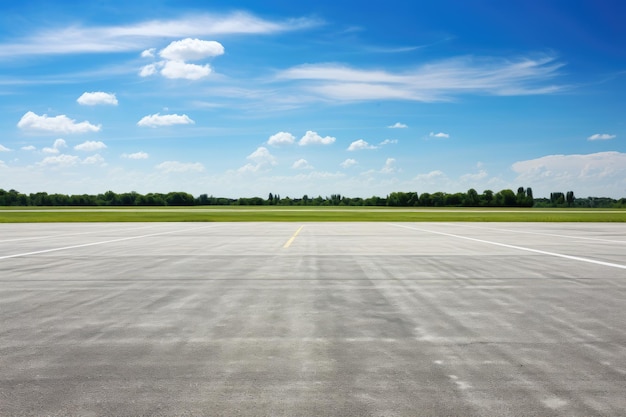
0;0;625;199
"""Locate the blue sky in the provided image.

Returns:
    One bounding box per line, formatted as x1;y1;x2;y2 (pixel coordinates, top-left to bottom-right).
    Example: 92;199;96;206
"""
1;0;624;198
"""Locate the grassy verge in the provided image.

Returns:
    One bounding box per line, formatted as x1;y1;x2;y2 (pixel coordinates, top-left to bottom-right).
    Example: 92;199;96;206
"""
1;206;625;222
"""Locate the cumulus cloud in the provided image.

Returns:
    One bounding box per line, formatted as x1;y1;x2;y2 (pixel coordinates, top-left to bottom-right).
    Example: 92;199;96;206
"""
347;139;376;151
381;158;397;173
299;130;336;146
38;154;80;167
413;170;446;181
159;38;224;61
160;60;212;80
77;92;118;106
122;152;149;159
21;145;36;151
42;138;67;154
238;146;277;173
74;140;107;151
82;154;105;165
267;131;295;146
141;48;156;58
587;133;616;141
379;139;398;146
156;161;204;173
429;132;449;139
137;113;194;127
340;158;357;168
139;64;158;77
247;146;277;165
292;158;313;169
512;151;626;197
0;144;10;152
17;111;101;133
388;122;407;128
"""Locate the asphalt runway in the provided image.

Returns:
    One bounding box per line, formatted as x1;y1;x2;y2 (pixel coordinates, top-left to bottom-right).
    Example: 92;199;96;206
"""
1;222;625;416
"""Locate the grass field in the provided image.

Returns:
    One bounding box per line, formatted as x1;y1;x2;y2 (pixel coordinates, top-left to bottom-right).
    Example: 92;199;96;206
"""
1;206;625;222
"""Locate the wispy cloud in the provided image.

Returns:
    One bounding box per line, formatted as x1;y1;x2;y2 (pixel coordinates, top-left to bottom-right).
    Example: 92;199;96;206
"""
587;133;616;141
156;160;204;173
278;55;565;102
122;152;149;159
388;122;407;128
379;139;398;146
0;144;10;152
429;132;449;139
0;12;322;58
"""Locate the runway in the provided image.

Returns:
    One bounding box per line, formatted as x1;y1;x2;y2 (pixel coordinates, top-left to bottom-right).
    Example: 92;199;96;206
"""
1;222;625;416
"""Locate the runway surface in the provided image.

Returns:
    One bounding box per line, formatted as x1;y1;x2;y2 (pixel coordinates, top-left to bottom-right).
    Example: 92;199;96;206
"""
1;222;625;416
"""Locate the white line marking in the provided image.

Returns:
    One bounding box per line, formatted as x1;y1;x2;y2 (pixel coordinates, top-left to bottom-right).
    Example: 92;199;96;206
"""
0;224;159;244
390;223;626;270
452;223;626;244
0;225;216;260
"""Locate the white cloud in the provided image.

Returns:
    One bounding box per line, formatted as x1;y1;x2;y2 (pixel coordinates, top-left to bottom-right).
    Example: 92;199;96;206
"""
141;48;156;58
0;13;321;57
159;38;224;61
429;132;449;139
413;170;446;181
379;139;398;146
42;138;67;154
17;111;101;133
587;133;616;141
340;158;357;168
21;145;36;151
160;60;212;80
137;113;194;127
292;158;313;169
74;140;107;151
82;154;105;165
156;161;204;173
347;139;377;151
388;122;407;128
299;130;336;146
0;144;10;152
238;147;277;173
460;170;488;182
38;154;80;167
139;64;158;77
77;91;118;106
267;131;295;146
122;152;149;159
381;158;397;174
278;55;564;102
512;151;626;198
247;146;277;165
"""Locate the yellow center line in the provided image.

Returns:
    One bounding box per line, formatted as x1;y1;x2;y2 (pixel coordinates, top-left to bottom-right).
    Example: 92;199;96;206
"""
283;225;304;248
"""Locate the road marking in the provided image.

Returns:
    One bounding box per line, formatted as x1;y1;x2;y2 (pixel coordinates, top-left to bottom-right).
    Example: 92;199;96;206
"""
390;223;626;270
0;224;159;244
453;223;626;244
0;225;216;260
283;225;304;248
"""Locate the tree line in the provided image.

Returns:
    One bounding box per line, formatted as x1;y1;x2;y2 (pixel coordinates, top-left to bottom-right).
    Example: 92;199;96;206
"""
1;187;624;208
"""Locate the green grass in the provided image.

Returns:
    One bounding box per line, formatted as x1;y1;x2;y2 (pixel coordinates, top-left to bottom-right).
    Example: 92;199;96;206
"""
1;206;625;222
